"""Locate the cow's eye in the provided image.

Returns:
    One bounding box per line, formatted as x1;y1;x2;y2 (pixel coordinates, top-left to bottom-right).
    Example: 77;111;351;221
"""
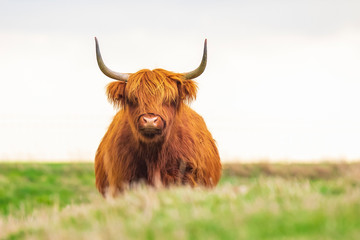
126;98;138;107
171;100;178;106
166;99;178;107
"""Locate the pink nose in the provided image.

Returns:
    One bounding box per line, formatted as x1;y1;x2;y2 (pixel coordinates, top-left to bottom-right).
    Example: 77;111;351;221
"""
143;116;158;125
139;114;163;129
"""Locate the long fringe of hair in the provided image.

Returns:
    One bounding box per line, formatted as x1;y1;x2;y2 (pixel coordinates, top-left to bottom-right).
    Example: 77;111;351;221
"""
106;69;198;108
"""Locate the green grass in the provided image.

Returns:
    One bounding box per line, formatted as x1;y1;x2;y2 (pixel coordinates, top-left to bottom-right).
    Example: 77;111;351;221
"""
0;163;95;216
1;162;360;239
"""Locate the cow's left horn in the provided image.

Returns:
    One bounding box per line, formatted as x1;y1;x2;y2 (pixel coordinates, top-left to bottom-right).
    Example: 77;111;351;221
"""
95;37;129;82
183;39;207;80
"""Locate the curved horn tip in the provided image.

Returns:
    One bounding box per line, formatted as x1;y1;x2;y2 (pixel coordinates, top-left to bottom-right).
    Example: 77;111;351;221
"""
94;37;99;49
94;37;129;82
204;39;207;55
182;39;208;80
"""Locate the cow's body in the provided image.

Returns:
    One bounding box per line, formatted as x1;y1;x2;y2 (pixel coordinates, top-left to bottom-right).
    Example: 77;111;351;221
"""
94;39;221;196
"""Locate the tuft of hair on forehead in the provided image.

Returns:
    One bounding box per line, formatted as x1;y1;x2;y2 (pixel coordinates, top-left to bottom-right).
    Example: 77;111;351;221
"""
126;69;198;104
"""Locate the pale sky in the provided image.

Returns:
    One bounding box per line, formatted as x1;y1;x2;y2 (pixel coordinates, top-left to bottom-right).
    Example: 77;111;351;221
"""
1;0;360;162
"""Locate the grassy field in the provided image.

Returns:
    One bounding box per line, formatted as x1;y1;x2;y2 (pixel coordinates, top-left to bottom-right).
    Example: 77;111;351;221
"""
1;162;360;239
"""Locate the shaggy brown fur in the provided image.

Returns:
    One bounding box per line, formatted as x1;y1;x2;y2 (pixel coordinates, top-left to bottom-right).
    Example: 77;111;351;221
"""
95;68;221;196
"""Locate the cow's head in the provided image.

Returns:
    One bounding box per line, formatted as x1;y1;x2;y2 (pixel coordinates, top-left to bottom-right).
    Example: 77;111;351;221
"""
95;38;206;143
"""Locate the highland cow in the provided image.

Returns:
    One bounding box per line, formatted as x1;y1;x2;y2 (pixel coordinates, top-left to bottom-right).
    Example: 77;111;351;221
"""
94;38;221;196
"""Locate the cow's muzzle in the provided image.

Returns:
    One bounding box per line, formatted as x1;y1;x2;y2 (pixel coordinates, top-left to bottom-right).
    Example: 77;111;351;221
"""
138;114;165;139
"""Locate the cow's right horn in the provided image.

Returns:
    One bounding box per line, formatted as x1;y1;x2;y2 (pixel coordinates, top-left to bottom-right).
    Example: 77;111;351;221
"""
95;37;129;82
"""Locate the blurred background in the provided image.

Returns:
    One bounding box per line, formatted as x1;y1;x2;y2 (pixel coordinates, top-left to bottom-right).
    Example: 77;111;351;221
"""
0;0;360;162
